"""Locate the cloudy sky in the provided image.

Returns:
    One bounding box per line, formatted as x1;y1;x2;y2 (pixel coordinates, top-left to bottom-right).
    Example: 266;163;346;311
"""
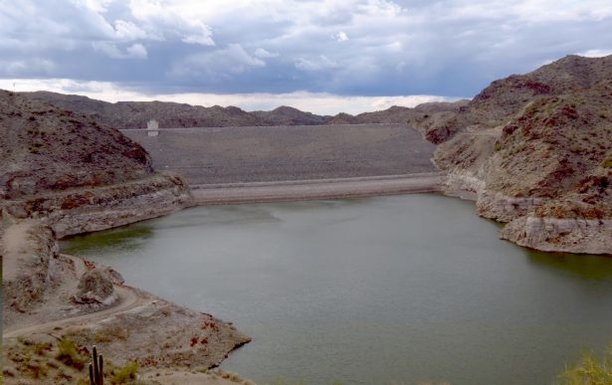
1;0;611;114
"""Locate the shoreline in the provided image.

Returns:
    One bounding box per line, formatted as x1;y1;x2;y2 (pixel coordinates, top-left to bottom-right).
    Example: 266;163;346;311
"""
191;172;446;205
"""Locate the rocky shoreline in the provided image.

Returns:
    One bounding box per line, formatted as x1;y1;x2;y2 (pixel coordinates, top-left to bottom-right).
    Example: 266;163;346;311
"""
2;173;192;238
439;170;611;255
1;170;444;385
2;215;251;385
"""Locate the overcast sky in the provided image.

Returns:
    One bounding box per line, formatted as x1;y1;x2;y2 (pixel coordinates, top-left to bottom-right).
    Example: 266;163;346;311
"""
1;0;611;114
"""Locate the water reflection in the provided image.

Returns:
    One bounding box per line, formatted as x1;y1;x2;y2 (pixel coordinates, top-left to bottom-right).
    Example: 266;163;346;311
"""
526;250;612;280
60;224;154;255
61;195;612;385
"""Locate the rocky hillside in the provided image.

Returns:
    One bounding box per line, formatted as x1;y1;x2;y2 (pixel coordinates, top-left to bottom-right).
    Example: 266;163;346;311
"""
415;55;612;254
0;90;191;237
27;91;263;129
252;105;329;125
29;90;466;129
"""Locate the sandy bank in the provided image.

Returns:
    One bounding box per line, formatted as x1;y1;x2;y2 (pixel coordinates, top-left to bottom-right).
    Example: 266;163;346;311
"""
191;172;446;205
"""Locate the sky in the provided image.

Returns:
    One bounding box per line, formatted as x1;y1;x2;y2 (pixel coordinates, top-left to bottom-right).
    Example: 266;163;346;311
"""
1;0;611;115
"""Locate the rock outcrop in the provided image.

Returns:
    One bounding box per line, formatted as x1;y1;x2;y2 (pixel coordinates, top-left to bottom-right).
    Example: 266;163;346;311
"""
0;90;192;236
2;220;250;384
1;90;249;384
1;220;60;313
414;55;612;254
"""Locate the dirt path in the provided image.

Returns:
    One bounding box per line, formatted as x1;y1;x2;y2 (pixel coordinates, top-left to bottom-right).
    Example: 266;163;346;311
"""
1;221;32;281
2;284;148;339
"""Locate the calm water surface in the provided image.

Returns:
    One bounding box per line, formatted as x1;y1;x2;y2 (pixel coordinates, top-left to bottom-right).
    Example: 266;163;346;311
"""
62;194;612;385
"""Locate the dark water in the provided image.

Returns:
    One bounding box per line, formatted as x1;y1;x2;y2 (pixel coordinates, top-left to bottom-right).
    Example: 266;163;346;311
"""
61;194;612;385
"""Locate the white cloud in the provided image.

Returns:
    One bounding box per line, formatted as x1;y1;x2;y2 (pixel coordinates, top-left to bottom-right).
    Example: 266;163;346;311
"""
254;48;279;58
180;20;215;45
128;0;215;45
578;49;612;58
334;31;349;42
126;43;148;58
171;44;265;79
114;19;149;40
79;0;114;13
92;41;148;59
2;0;612;97
295;55;339;71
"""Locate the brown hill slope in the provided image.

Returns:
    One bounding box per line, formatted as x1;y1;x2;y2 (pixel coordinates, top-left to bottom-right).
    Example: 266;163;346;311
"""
27;91;263;129
0;90;191;237
252;105;330;125
418;55;612;143
416;55;612;254
29;90;466;129
0;90;153;199
327;101;469;125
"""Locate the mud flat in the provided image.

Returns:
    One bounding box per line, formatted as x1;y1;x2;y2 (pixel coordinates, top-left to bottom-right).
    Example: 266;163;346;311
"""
191;172;445;205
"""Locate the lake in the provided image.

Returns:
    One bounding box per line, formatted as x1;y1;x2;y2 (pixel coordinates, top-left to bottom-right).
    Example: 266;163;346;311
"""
61;194;612;385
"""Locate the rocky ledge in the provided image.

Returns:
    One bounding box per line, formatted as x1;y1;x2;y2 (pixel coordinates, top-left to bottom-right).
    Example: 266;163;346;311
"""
1;173;192;238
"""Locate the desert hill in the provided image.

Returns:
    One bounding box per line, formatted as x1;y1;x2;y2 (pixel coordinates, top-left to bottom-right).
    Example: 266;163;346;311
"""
417;54;612;143
252;105;330;125
28;90;466;129
413;55;612;254
0;90;153;199
26;91;263;129
1;90;248;385
0;90;191;237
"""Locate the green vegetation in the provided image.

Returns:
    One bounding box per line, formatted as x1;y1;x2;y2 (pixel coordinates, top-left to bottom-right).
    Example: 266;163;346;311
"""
557;346;611;385
110;361;138;384
56;337;86;370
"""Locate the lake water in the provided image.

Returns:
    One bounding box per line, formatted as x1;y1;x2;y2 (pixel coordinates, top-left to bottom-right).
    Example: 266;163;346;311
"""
61;194;612;385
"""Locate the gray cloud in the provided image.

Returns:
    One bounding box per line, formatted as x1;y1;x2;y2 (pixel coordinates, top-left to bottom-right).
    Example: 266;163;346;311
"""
1;0;611;98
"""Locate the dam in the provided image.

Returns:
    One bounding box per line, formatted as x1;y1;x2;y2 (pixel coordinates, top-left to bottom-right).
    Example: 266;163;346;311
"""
120;123;437;186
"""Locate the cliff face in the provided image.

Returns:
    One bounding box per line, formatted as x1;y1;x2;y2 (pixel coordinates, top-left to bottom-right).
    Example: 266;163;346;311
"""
414;55;612;254
0;90;192;236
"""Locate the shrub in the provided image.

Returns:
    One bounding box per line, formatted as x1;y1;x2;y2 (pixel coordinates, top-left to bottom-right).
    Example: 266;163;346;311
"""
557;346;612;385
56;338;86;370
111;361;138;384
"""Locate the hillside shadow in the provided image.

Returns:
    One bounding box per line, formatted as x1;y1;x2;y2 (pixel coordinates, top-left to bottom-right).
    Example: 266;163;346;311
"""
526;249;612;281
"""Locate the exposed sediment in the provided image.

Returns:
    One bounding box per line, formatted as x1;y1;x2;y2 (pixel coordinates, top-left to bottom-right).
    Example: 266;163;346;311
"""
501;216;612;255
2;173;192;238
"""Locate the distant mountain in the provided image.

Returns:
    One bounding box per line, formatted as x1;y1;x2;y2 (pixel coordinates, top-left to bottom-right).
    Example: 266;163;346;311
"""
26;91;264;129
27;90;466;129
252;105;330;125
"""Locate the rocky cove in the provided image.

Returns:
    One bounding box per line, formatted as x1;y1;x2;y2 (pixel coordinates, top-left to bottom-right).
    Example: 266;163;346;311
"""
441;170;611;255
2;54;611;385
59;194;612;385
